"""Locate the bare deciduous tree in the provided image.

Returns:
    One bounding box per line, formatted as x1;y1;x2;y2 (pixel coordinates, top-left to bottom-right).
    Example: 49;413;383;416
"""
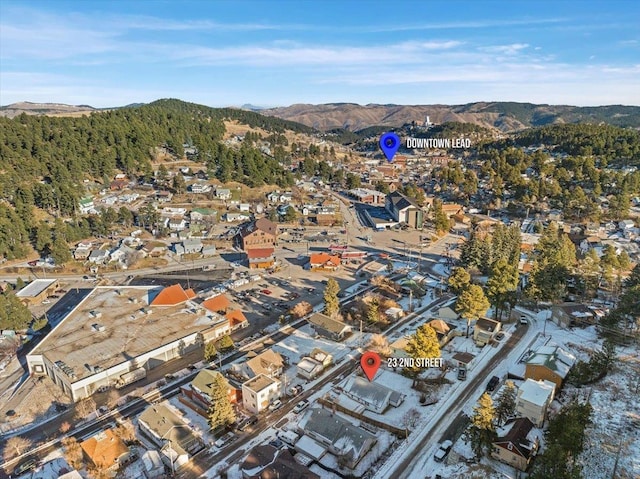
3;436;33;460
74;397;96;420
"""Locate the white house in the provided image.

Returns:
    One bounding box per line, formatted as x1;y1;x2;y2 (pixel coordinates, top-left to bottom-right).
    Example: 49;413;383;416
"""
216;188;231;200
88;250;110;264
516;379;556;427
189;183;211;194
242;374;282;414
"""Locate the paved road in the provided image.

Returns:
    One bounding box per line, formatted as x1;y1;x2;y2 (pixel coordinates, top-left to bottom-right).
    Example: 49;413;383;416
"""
391;324;530;479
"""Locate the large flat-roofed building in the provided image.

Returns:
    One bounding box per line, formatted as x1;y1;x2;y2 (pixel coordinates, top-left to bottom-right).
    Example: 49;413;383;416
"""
26;284;231;401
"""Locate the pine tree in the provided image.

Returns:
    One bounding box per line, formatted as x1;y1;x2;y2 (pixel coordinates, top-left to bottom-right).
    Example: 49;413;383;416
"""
204;342;218;362
366;298;380;323
406;324;441;361
323;278;340;317
207;373;236;431
465;392;497;458
448;267;471;295
218;335;234;352
486;258;519;320
455;284;490;337
50;236;72;265
494;380;517;426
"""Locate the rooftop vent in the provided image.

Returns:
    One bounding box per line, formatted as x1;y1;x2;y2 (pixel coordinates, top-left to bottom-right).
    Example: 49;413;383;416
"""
91;323;106;332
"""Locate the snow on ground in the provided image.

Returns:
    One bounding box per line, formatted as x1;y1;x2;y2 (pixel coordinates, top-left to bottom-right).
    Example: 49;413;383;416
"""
167;397;215;445
271;324;352;365
374;311;542;479
578;345;640;479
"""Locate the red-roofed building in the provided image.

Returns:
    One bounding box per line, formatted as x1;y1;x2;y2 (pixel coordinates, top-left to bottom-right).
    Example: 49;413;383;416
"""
150;284;196;306
309;253;341;271
226;310;249;330
202;294;231;314
246;247;275;269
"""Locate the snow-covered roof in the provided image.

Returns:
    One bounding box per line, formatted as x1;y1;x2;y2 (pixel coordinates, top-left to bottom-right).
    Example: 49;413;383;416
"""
526;345;576;378
518;379;556;406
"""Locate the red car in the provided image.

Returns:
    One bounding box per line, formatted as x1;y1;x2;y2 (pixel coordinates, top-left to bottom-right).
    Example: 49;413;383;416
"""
261;289;272;295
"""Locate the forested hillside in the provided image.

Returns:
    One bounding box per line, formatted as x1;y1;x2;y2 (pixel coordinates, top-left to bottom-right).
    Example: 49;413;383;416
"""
0;99;306;260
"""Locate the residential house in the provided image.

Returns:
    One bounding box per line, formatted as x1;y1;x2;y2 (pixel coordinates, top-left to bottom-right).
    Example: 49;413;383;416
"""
138;404;205;468
240;445;320;479
189;183;211;194
301;408;376;469
437;306;459;321
155;191;173;203
426;319;457;346
385;191;424;229
242;374;282;414
174;239;202;256
389;336;410;358
307;312;352;342
343;376;405;413
525;345;576;389
308;253;341;271
239;203;251;212
516;379;556;427
88;249;110;264
190;208;217;223
551;302;596;327
491;418;539;471
452;351;476;370
141;242;166;258
238;218;278;251
74;241;93;260
246;247;275;269
180;369;238;416
473;317;501;346
216;188;232;200
297;357;324;380
166;217;187;231
80;429;130;471
110;179;128;190
225;212;250;223
79;197;95;214
441;203;464;218
141;450;165;479
201;244;217;257
233;349;285;380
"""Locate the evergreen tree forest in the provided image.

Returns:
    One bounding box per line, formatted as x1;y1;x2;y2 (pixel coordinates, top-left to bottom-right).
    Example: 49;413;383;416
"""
0;99;302;259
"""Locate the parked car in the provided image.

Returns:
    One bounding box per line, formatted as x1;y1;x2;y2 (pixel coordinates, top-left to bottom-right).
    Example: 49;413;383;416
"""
268;399;283;411
289;385;303;396
214;432;236;448
519;315;528;325
486;376;500;392
434;440;453;462
237;415;258;431
42;299;51;304
495;332;505;341
261;289;272;295
268;438;285;449
457;367;467;381
14;458;37;475
293;400;309;414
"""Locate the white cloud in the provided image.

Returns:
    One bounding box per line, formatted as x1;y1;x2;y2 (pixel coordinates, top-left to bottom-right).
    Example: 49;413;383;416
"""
479;43;530;55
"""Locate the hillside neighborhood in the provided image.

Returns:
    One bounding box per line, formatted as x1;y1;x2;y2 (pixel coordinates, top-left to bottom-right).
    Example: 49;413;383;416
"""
0;99;639;479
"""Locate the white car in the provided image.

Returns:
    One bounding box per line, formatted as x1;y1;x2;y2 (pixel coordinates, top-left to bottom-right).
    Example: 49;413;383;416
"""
214;432;235;448
292;400;309;414
434;440;453;462
268;399;283;412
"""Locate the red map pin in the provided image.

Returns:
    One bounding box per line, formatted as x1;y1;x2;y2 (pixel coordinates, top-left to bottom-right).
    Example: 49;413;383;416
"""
361;351;381;381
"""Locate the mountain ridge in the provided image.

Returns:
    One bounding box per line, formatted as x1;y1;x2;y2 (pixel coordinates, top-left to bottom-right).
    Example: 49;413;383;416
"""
2;100;640;132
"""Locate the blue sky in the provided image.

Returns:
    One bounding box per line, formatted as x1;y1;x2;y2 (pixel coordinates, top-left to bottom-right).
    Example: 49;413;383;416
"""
1;1;639;107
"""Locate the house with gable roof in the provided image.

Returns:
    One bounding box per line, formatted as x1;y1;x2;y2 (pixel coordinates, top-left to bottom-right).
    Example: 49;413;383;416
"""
525;345;576;389
300;408;377;469
491;417;540;471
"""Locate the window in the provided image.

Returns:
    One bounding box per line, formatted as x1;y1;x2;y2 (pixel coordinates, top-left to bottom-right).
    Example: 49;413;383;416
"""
507;443;513;451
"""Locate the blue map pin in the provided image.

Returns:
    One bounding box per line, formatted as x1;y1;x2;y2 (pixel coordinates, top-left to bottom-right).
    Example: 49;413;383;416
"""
379;132;400;162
